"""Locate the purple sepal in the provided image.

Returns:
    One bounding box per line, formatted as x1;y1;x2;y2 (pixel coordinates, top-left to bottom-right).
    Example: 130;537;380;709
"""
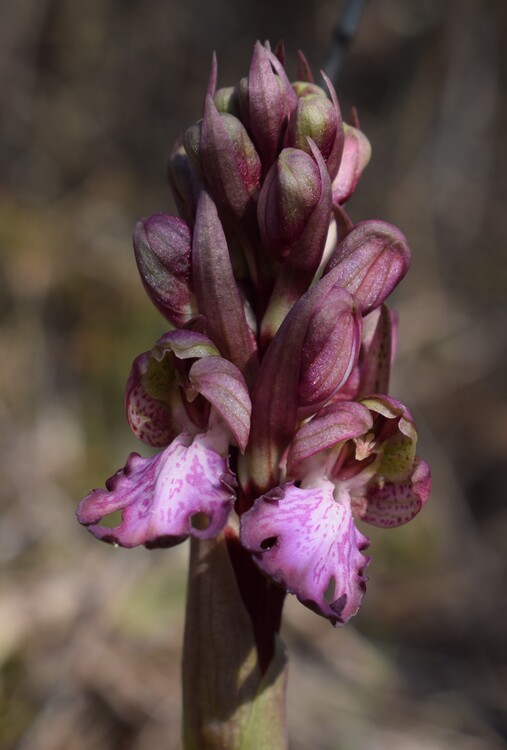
245;267;360;493
192;190;258;380
324;220;411;315
257;147;323;262
188;356;251;453
201;95;261;221
352;457;431;528
248;42;290;170
77;433;236;548
260;140;333;343
125;330;220;446
297;282;362;416
296;49;314;83
240;481;370;626
287;401;373;479
205;51;218;101
133;214;195;327
331;123;371;204
126;351;192;447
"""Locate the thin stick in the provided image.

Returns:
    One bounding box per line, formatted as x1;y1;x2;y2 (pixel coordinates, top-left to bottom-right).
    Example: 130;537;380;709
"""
323;0;369;84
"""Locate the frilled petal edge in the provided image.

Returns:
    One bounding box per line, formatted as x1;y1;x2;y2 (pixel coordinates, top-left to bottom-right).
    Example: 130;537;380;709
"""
240;481;370;626
77;433;236;548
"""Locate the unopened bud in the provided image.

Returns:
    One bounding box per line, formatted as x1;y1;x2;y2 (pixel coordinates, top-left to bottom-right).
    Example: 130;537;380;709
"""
200;96;261;221
288;94;339;169
257;147;322;261
133;214;195;327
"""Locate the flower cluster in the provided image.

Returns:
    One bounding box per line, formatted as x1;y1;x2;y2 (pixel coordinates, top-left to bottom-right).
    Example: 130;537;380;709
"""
78;42;430;626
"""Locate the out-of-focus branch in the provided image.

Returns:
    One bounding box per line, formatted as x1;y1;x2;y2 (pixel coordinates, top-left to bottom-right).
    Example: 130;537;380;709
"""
323;0;369;84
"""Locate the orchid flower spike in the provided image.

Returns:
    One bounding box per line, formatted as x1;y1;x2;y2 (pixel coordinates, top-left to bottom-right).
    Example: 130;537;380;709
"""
78;42;430;629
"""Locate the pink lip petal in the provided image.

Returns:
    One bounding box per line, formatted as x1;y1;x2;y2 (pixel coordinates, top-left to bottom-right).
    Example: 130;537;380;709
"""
77;433;236;549
241;481;370;626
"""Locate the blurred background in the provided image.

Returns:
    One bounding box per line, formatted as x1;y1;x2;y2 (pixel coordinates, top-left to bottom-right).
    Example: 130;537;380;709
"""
1;0;507;747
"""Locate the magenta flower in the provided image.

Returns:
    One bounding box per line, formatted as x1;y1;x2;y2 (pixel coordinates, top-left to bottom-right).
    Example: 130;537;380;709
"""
78;41;430;637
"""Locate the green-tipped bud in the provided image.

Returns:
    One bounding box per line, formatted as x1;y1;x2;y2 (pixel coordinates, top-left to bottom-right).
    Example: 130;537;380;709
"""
200;97;261;221
257;147;322;261
214;86;241;116
183;121;203;175
288;94;339;166
292;81;327;98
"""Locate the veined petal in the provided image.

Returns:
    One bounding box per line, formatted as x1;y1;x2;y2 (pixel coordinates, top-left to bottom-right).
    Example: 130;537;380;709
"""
324;220;411;315
351;457;431;528
201;96;261;221
240;482;370;626
188;356;252;453
287;401;373;479
248;42;287;169
77;433;236;548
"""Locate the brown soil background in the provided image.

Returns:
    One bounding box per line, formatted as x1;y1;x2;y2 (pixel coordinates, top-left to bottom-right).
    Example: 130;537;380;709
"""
1;0;507;748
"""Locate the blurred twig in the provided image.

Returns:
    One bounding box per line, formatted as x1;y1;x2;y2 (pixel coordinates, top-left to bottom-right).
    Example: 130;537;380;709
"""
323;0;368;83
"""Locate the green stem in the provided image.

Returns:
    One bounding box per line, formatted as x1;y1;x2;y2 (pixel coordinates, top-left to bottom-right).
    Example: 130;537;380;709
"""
182;534;288;749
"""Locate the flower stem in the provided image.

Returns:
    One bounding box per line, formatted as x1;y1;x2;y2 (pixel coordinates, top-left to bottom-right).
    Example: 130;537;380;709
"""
182;533;288;749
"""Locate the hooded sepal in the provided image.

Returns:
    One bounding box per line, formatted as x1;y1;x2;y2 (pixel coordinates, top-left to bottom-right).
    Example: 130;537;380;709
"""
188;356;252;452
240;481;370;626
125;330;220;446
286;401;373;480
133;213;196;327
297;283;362;417
77;432;236;548
324;220;411;315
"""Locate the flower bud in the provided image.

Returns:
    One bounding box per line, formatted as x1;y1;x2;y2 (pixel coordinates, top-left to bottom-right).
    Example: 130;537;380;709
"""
133;213;196;327
292;81;326;98
288;94;340;170
213;86;240;116
200;96;261;221
298;287;362;416
248;41;296;169
257;147;322;261
324;220;411;314
332;123;371;204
